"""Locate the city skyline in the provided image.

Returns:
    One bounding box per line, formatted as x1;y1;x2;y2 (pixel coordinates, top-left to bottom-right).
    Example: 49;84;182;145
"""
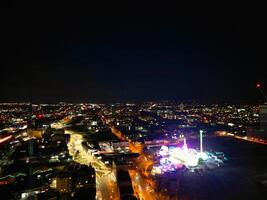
1;4;267;199
1;101;266;199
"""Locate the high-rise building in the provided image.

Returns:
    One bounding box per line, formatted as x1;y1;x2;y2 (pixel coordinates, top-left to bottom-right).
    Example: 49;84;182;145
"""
28;139;37;156
179;103;184;112
50;173;72;193
250;104;267;139
259;104;267;134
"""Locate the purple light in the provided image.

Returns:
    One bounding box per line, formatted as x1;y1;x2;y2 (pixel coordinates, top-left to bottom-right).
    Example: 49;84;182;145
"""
153;140;210;174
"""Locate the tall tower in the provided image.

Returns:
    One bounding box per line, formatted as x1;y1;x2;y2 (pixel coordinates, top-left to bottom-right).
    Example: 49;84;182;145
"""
183;138;188;151
200;130;203;153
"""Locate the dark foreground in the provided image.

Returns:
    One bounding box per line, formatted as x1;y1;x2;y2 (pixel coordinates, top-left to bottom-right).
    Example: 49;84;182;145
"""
177;137;267;200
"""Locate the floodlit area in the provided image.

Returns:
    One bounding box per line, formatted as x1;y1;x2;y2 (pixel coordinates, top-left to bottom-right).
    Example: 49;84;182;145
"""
151;132;227;175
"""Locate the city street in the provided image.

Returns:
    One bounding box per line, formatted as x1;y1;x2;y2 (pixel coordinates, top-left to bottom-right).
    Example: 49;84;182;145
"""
110;127;170;200
65;130;120;200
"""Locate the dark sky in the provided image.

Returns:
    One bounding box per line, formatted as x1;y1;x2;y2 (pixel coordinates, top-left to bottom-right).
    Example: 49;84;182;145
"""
1;4;267;103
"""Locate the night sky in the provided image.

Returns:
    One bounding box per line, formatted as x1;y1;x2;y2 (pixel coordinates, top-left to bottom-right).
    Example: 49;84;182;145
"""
1;4;267;103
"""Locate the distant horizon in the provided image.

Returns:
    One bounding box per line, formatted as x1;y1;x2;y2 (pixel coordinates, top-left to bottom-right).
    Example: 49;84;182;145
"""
0;99;265;105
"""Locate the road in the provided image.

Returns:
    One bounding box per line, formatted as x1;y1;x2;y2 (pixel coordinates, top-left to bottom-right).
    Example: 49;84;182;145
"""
110;127;170;200
216;131;267;145
65;130;120;200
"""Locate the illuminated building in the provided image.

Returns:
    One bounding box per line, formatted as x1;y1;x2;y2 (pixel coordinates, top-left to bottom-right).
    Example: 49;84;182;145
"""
73;165;96;189
50;173;72;193
28;139;37;156
249;104;267;140
259;104;267;134
257;83;267;137
27;129;44;138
